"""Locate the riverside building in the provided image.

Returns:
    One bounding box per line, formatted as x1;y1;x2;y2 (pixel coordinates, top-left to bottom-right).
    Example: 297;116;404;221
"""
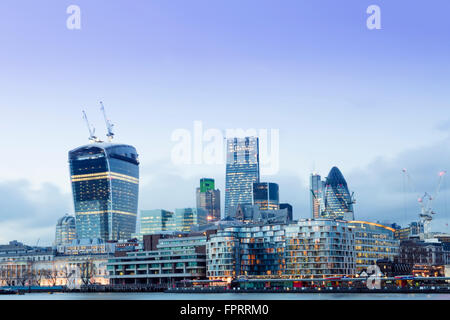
347;221;399;273
107;234;208;285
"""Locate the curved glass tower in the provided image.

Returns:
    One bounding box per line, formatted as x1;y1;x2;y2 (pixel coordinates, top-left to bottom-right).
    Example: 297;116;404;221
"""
69;143;139;241
323;166;354;220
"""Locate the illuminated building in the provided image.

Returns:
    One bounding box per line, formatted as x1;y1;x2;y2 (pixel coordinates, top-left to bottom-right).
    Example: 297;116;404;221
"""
107;234;208;285
323;167;354;220
347;221;399;273
196;178;221;221
55;215;76;246
310;173;324;219
224;137;260;218
134;209;176;239
253;182;279;211
68;142;139;241
284;219;356;278
174;208;208;232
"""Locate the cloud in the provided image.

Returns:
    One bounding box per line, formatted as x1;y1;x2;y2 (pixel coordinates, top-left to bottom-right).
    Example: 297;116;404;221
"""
346;136;450;230
0;180;72;245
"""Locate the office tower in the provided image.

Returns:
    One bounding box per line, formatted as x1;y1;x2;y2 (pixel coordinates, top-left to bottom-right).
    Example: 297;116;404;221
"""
310;173;324;219
196;178;221;221
55;215;76;246
323;166;354;220
69;142;139;241
174;208;208;232
253;182;279;211
134;209;175;239
224;137;260;218
279;203;293;221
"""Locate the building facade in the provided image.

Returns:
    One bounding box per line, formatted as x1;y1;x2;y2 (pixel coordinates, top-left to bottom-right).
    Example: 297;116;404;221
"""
107;235;208;285
310;173;324;219
253;182;279;211
174;208;208;232
323;167;354;220
224;137;260;218
55;215;76;246
284;219;356;278
196;178;221;221
134;209;175;239
347;221;399;273
68;142;139;241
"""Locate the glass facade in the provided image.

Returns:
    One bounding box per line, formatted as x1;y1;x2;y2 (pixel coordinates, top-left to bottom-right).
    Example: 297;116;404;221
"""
253;182;279;211
284;220;356;278
224;137;260;218
323;167;354;220
136;209;176;238
174;208;208;232
196;178;221;221
107;236;207;285
310;173;324;219
69;142;139;241
347;221;399;273
55;215;76;246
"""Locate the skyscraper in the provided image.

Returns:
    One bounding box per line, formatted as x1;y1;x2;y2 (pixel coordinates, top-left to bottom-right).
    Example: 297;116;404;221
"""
55;215;76;246
253;182;279;211
196;178;221;221
69;142;139;241
310;173;325;219
224;137;260;218
323;166;354;220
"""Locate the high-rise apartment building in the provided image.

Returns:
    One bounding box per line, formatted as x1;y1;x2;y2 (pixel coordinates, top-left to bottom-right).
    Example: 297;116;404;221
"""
69;142;139;241
196;178;221;221
224;137;260;218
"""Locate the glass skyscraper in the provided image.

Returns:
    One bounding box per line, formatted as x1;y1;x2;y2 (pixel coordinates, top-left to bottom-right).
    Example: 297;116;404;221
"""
196;178;221;221
224;137;260;218
323;166;354;220
253;182;279;211
310;173;324;219
69;142;139;241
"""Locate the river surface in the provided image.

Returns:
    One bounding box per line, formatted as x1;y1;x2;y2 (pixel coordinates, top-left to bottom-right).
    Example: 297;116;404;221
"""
1;292;450;300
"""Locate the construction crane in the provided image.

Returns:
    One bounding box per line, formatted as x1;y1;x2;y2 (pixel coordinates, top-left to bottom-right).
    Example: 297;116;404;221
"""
402;168;447;238
100;101;115;142
82;110;99;143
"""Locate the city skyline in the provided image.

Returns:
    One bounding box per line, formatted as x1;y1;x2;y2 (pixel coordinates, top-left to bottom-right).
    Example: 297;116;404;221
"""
0;0;450;245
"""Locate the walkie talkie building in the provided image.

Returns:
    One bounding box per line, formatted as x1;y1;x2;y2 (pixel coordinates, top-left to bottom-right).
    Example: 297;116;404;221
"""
69;143;139;241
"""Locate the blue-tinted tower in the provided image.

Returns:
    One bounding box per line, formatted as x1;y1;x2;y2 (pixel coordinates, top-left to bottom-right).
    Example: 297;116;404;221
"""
69;142;139;241
323;166;354;220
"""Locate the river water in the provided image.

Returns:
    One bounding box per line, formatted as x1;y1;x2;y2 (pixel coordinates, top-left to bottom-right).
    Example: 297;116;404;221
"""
0;292;449;300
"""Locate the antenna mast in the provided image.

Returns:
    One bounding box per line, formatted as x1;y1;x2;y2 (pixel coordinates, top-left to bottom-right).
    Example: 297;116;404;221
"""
100;101;115;142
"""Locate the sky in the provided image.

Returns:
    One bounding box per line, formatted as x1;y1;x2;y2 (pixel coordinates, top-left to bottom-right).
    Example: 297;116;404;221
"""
0;0;449;245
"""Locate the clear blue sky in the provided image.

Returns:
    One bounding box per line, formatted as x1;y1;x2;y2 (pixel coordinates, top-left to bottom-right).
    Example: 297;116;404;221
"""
0;0;449;245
